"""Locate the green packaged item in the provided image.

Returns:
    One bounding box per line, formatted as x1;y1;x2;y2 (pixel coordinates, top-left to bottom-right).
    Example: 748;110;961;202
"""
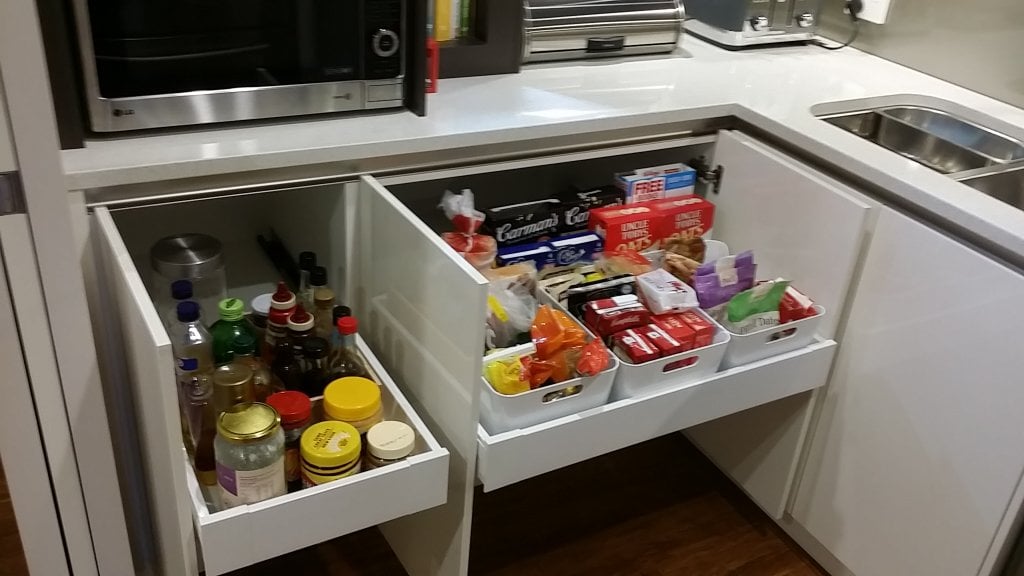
724;280;790;335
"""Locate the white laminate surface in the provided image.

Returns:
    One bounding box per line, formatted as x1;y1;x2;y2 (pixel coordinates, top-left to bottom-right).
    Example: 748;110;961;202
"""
62;39;1024;258
0;77;15;173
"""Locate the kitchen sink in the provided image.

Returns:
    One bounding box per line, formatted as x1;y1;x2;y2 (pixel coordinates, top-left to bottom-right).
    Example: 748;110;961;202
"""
819;104;1024;210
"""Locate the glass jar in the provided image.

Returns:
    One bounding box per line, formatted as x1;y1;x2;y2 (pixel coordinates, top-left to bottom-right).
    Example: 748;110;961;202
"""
214;403;286;508
266;391;312;493
300;337;331;398
323;377;383;435
364;420;416;470
212;363;255;415
300;421;361;487
150;233;227;324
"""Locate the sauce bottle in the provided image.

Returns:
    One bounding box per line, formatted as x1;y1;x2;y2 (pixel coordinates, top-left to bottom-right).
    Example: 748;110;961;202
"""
330;316;368;379
210;298;256;365
312;266;336;339
263;282;296;362
231;333;280;401
287;304;315;359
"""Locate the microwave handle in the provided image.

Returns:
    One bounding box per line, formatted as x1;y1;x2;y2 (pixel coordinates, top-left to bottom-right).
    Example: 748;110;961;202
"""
95;44;269;62
586;36;626;53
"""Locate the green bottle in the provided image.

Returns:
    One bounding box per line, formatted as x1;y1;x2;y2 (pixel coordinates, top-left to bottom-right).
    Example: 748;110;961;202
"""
210;298;256;365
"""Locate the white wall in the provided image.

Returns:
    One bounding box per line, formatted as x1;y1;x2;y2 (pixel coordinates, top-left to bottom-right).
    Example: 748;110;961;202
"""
820;0;1024;110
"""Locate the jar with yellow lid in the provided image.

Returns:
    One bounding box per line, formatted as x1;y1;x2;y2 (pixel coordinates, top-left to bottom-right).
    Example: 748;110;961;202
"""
322;377;383;434
300;421;362;487
214;402;285;508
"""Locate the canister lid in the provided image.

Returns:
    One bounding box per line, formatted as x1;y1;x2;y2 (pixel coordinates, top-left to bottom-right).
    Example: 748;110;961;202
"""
150;233;223;279
367;421;415;461
212;364;254;407
250;293;272;317
300;421;361;468
323;377;382;422
217;402;280;442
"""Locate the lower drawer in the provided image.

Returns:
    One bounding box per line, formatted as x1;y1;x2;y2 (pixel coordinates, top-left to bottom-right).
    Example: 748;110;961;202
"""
185;337;449;575
476;338;836;491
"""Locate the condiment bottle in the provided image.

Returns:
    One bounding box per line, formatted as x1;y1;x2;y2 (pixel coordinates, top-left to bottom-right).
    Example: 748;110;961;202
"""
210;298;256;365
300;337;331;398
231;333;280;401
298;251;317;310
271;339;303;392
266;391;312;493
212;363;255;415
323;377;383;436
329;316;368;379
263;282;296;362
287;304;315;359
214;403;286;508
329;305;352;357
249;293;271;347
311;267;336;339
364;421;416;470
300;421;362;487
182;373;217;486
170;301;214;448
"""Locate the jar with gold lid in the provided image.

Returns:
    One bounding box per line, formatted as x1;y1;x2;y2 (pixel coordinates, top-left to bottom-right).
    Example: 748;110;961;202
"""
214;402;285;508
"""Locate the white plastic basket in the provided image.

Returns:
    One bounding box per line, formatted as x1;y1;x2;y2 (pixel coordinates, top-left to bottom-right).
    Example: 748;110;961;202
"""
479;344;618;434
720;305;826;369
610;308;730;400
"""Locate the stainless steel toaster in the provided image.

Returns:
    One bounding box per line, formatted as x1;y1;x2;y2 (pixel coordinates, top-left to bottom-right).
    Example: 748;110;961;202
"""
685;0;822;48
522;0;685;63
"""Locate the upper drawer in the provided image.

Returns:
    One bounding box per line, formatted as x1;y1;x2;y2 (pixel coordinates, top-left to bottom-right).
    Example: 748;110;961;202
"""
90;180;462;575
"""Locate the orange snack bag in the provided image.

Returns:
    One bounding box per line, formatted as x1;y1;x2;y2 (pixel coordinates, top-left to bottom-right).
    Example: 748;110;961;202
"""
531;305;565;359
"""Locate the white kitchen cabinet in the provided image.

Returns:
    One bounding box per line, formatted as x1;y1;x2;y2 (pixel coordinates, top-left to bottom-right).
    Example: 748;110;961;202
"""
791;207;1024;576
84;128;870;576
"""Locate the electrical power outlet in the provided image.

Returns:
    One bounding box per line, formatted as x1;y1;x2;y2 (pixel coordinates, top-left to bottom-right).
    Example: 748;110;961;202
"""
858;0;893;24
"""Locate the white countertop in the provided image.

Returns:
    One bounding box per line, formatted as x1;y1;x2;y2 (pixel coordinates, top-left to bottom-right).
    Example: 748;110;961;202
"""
62;38;1024;259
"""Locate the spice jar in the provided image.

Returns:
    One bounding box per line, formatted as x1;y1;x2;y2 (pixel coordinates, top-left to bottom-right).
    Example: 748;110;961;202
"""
364;421;416;470
266;391;312;493
214;403;286;508
212;363;255;415
323;377;383;435
300;421;362;487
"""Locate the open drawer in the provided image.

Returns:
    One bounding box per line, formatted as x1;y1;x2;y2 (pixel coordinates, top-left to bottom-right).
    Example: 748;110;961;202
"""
477;337;836;491
89;179;473;575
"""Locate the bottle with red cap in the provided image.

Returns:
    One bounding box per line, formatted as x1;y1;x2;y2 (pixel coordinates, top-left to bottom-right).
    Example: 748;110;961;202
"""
262;282;296;363
329;316;368;379
287;304;315;360
266;390;312;493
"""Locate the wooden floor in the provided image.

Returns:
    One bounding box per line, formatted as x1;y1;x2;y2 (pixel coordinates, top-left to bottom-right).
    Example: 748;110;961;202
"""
0;435;823;576
233;435;824;576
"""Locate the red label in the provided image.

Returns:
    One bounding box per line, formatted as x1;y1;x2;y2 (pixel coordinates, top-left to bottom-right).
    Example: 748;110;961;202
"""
651;195;716;241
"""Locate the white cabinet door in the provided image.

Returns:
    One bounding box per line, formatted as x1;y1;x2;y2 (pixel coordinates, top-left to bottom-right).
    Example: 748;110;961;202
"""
687;130;872;517
93;208;197;576
0;75;14;173
792;207;1024;576
354;176;489;576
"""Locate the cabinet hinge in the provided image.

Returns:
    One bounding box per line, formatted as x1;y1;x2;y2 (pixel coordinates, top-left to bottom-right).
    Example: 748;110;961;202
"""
0;172;25;215
688;156;725;195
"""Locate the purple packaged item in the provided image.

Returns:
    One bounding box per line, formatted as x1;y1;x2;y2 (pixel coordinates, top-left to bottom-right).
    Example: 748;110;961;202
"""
695;251;757;314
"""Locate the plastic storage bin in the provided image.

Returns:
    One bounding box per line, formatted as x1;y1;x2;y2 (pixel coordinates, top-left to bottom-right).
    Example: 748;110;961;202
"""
479;344;618;434
610;308;730;400
721;305;826;369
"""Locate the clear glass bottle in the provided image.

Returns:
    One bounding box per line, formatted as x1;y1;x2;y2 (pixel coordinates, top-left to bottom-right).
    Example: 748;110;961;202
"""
214;403;286;508
271;339;304;392
298;251;317;310
312;267;336;340
170;301;214;445
301;337;331;398
181;372;217;486
210;298;256;366
231;333;280;402
212;363;255;415
329;316;368;380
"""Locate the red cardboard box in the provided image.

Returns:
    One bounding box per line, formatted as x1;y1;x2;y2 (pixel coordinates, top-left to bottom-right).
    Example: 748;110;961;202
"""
613;329;660;364
651;314;697;351
585;298;651;341
642;324;689;356
652;195;715;241
589;201;662;253
677;310;715;348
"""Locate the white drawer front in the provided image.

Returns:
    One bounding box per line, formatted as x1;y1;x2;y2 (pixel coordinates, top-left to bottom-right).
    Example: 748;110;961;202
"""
477;338;837;491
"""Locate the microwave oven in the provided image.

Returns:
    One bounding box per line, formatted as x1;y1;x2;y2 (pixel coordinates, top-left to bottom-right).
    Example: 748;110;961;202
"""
69;0;407;132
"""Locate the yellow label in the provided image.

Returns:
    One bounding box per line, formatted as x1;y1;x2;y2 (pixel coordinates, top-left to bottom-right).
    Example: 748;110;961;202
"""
488;295;509;322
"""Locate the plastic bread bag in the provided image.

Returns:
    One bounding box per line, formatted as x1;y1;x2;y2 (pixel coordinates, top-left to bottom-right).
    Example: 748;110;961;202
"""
484;263;538;350
596;249;653;277
439;189;497;270
664;237;706;263
724;279;791;335
484;355;531;395
663;252;701;284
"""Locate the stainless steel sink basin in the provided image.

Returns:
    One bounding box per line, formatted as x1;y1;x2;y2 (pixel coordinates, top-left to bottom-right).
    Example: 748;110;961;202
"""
822;106;1024;174
958;165;1024;210
819;104;1024;212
